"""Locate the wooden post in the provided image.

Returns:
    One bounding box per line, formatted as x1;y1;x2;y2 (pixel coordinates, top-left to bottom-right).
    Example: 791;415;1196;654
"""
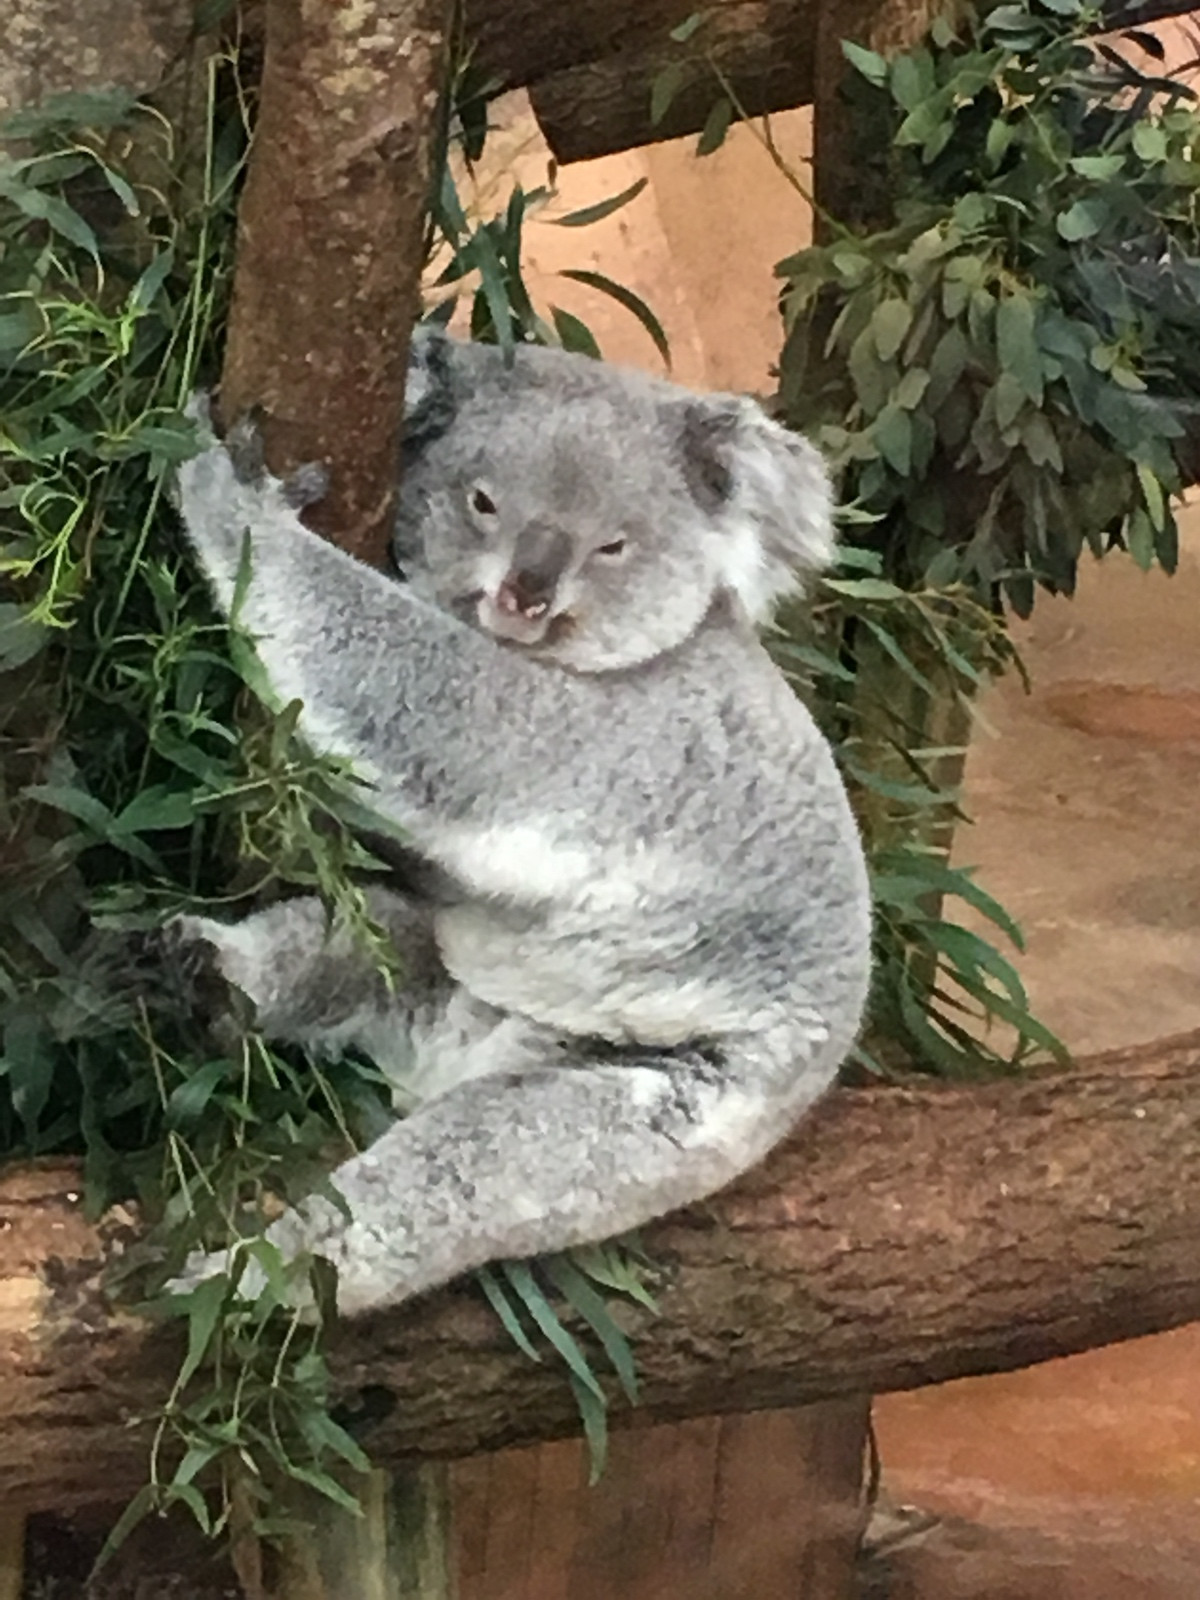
266;1468;453;1600
449;1403;871;1600
0;1515;24;1600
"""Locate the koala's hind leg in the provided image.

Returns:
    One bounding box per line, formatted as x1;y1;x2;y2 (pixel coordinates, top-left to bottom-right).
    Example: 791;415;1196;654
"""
175;1033;816;1316
158;887;447;1089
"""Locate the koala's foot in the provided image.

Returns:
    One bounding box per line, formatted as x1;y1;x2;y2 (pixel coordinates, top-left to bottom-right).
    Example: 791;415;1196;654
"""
85;915;251;1040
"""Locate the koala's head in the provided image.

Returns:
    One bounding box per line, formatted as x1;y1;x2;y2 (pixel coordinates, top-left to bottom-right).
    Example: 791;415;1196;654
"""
393;330;835;673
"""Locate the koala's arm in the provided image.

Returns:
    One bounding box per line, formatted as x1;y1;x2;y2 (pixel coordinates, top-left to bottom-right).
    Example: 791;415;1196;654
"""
176;428;576;840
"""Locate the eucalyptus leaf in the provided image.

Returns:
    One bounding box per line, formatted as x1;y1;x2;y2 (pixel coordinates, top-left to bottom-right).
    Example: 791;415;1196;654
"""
551;179;648;229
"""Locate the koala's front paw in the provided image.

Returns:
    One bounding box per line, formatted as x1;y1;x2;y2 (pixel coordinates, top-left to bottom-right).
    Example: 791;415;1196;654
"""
168;1244;268;1302
168;1234;318;1318
224;408;269;486
281;461;330;510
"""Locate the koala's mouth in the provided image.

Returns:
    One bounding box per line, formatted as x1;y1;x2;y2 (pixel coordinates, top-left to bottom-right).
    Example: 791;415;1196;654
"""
477;587;556;646
465;587;574;648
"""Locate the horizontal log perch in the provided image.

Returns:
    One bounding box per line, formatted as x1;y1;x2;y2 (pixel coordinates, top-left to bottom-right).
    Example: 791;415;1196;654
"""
3;1030;1200;1512
476;0;1200;163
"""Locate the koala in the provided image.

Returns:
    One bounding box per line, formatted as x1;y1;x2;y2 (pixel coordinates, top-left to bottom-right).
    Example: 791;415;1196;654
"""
164;332;872;1318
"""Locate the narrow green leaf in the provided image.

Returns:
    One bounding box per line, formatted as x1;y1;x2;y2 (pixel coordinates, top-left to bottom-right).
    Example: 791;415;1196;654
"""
1135;461;1165;531
569;1242;658;1309
300;1408;373;1474
114;784;199;835
0;603;48;669
501;1260;605;1400
1125;506;1155;570
669;12;706;42
95;1486;159;1569
842;41;889;86
172;1443;222;1488
542;1255;640;1403
131;248;176;311
284;1463;364;1515
985;118;1015;168
871;298;913;362
570;1373;610;1484
696;96;734;156
943;967;1068;1058
0;176;98;255
550;306;602;358
558;269;670;365
995;293;1042;403
872;405;913;474
650;62;686;127
859;617;937;694
992;370;1026;432
166;1482;212;1533
166;1059;234;1129
177;1274;229;1388
475;1265;542;1362
551;178;648;228
822;576;905;601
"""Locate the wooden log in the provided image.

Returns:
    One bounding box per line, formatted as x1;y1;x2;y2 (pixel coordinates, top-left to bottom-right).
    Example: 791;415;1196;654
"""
520;0;1200;163
4;1031;1200;1513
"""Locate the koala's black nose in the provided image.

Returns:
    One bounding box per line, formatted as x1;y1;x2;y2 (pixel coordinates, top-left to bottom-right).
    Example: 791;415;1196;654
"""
503;526;572;617
497;569;552;619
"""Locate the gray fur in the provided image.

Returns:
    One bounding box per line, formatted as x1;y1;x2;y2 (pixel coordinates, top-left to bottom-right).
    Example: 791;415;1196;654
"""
167;336;871;1317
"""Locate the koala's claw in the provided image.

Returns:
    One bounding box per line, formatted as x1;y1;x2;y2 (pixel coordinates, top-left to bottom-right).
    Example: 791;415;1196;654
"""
282;461;330;510
168;1245;267;1301
225;408;269;485
167;1239;318;1319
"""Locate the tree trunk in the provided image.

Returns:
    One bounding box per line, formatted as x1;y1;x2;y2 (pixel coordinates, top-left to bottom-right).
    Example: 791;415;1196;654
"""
216;0;451;566
4;1031;1200;1514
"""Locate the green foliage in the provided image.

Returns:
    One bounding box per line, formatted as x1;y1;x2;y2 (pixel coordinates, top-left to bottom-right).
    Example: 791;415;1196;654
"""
428;50;664;361
655;6;1072;1072
0;43;659;1549
0;56;422;1546
777;0;1200;611
775;539;1064;1075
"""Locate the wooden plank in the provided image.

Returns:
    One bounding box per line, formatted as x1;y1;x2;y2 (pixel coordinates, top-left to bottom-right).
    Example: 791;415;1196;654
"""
449;1406;868;1599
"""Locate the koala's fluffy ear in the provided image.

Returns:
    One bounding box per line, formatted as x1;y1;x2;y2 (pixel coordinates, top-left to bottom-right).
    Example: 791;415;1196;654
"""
679;395;837;622
401;327;462;458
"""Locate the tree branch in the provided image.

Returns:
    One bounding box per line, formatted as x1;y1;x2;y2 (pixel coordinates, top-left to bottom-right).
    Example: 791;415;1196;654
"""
486;0;1200;164
5;1031;1200;1513
217;0;452;566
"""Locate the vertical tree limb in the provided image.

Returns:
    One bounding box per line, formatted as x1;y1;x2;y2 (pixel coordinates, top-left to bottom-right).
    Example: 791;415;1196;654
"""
218;0;451;567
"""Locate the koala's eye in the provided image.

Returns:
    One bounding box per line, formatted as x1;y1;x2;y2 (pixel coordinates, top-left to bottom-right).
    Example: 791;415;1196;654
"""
594;538;628;559
470;487;498;516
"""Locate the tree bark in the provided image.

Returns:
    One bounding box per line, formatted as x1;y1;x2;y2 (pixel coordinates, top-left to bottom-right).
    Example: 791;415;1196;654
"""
527;2;818;166
216;0;451;567
4;1031;1200;1513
